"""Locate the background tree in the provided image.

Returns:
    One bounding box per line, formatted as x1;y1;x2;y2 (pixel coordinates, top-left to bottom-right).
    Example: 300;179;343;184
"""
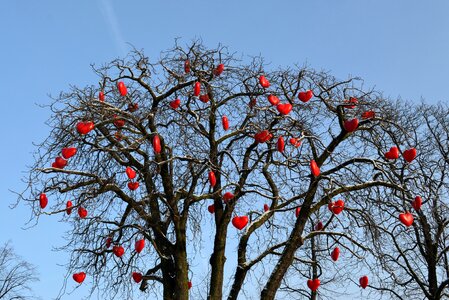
19;41;426;299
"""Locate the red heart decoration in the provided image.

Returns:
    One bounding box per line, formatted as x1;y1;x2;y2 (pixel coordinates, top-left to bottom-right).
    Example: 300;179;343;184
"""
385;146;399;160
259;75;270;88
194;82;201;96
263;204;269;212
277;136;285;152
343;97;358;109
344;118;359;132
314;221;324;231
289;138;301;147
276;103;292;115
170;99;181;109
403;148;417;163
310;160;320;177
188;281;192;290
222;192;234;204
208;171;216;187
113;245;125;257
199;94;210;103
78;207;88;219
153;135;162;154
76;121;95;135
66;200;73;215
232;216;248;230
105;237;112;248
128;103;139;112
128;181;140;191
254;130;273;143
328;199;345;215
222;116;229;131
132;272;143;283
184;60;191;73
267;95;280;106
331;247;340;261
361;110;375;119
249;98;257;108
399;212;414;227
39;193;48;209
135;239;145;253
113;116;125;128
412;196;422;211
295;207;301;218
208;204;215;214
359;276;369;289
99;91;105;102
125;167;136;180
117;81;127;96
73;272;86;284
213;64;225;76
307;278;320;291
61;147;77;159
298;90;313;103
54;157;68;169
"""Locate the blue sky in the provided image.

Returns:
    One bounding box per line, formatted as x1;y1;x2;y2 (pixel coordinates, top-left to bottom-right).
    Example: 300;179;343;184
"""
0;1;448;299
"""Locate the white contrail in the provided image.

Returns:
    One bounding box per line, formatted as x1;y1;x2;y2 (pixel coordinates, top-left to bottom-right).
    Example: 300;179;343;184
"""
98;0;127;56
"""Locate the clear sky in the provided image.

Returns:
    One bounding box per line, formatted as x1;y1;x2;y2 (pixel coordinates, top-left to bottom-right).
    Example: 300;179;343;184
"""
0;1;448;299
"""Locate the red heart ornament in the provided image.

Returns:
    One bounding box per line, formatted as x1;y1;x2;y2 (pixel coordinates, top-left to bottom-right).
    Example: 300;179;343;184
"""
135;239;145;253
289;138;301;148
76;121;94;135
61;147;77;159
232;216;248;230
128;103;139;112
359;276;369;289
213;64;225;76
54;157;68;169
277;136;285;152
385;146;399;160
105;237;112;248
66;200;73;215
99;91;105;102
117;81;127;96
222;192;234;203
113;116;125;128
132;272;143;283
263;204;269;212
295;207;301;218
184;60;191;73
39;193;48;209
361;110;375;119
331;247;340;261
343;97;358;109
403;148;417;163
188;281;192;290
222;116;229;131
344;118;359;132
254;130;272;143
298;90;313;103
310;160;320;177
307;278;320;291
170;99;181;109
128;181;140;191
399;212;414;227
259;75;270;88
208;204;215;214
199;94;210;103
78;207;88;219
276;103;292;115
113;245;125;257
267;95;280;106
412;196;422;211
328;199;345;215
194;82;201;96
153;135;162;154
125;167;136;180
208;171;216;187
315;221;324;231
73;272;86;284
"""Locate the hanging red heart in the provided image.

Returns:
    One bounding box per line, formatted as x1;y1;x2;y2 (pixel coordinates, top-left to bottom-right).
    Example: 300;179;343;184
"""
359;276;369;289
267;95;280;106
232;216;248;230
331;247;340;261
153;135;162;154
276;103;292;115
199;94;210;103
399;212;413;227
315;221;324;231
113;245;125;257
188;281;192;289
208;204;215;214
213;64;225;76
135;239;145;253
295;207;301;218
39;193;48;209
307;278;320;291
194;82;201;96
208;171;216;187
132;272;143;283
125;167;136;180
105;237;112;248
117;81;127;96
384;147;399;160
249;98;257;108
310;160;320;177
184;60;191;73
113;116;125;128
128;181;140;191
403;148;417;163
298;90;313;103
78;207;88;219
99;91;105;102
328;199;345;215
259;75;270;88
254;130;272;143
73;272;86;284
66;200;73;215
264;204;270;212
344;118;359;132
222;116;229;130
361;110;375;119
61;147;77;159
170;99;181;109
412;196;422;211
223;192;234;203
289;138;301;148
343;97;358;109
128;103;139;112
54;157;68;169
277;136;285;152
76;121;95;135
